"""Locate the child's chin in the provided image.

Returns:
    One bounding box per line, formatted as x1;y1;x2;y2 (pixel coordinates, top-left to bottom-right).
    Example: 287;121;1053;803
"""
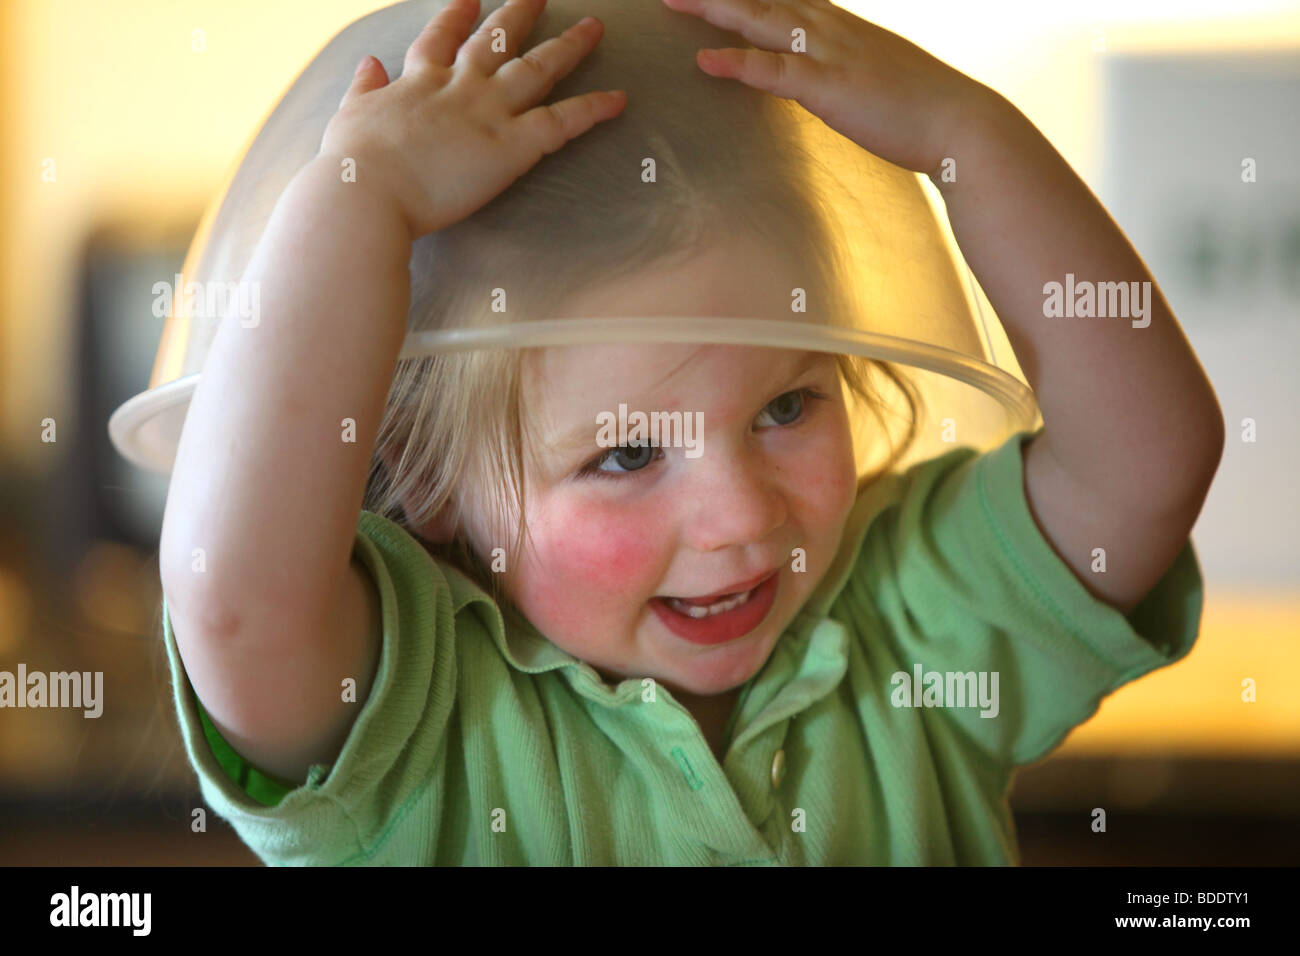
676;650;774;695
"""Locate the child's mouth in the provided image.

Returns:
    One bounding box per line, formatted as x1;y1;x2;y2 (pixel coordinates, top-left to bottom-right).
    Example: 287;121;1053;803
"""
665;589;756;618
650;570;779;645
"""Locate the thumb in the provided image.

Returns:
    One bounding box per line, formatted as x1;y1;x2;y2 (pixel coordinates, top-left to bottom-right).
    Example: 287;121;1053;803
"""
340;55;390;107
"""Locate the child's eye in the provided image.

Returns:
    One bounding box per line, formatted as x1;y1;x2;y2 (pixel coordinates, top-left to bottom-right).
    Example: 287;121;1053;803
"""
755;387;816;428
579;441;663;480
576;387;827;481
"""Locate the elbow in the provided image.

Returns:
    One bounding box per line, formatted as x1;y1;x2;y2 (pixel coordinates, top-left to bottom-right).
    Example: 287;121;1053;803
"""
160;557;245;646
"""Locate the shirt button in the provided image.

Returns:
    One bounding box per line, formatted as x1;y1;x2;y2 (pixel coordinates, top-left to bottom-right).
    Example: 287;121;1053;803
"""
770;748;786;789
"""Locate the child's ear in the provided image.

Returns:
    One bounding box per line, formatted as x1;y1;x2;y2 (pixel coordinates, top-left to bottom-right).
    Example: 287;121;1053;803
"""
414;503;459;546
376;443;459;545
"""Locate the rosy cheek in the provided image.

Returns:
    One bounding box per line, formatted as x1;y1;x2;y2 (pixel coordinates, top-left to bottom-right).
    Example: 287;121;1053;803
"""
550;498;660;589
795;430;855;502
515;496;663;624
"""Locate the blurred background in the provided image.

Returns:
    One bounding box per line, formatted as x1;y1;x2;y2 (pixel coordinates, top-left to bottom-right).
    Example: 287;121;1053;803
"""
0;0;1297;865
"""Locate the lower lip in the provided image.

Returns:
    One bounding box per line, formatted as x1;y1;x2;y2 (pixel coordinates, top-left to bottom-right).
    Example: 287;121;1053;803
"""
649;571;779;645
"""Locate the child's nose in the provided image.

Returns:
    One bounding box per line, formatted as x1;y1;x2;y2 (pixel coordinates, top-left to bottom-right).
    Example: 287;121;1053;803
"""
679;451;788;553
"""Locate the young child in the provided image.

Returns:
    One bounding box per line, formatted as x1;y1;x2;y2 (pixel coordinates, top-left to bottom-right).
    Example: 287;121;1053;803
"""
156;0;1223;864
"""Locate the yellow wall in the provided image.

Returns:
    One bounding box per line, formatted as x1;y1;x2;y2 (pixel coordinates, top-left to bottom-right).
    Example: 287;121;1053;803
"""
1;0;390;465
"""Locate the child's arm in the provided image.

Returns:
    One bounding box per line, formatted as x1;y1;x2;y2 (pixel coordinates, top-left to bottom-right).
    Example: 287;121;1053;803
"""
160;157;408;785
160;1;626;785
932;95;1224;616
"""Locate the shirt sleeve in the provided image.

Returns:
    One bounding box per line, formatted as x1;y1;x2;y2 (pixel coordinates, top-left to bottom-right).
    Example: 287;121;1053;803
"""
161;510;465;865
842;427;1204;769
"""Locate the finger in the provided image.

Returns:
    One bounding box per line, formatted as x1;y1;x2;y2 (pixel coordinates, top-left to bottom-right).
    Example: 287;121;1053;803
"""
660;0;810;53
403;0;481;75
456;0;547;74
339;55;390;108
695;46;818;103
513;89;627;159
494;16;605;114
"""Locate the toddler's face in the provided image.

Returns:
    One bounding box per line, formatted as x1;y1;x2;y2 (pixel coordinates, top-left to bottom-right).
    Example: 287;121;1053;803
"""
461;240;860;700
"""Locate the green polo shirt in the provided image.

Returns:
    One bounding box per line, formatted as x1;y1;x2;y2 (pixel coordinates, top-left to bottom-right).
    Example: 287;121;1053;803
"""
162;428;1203;865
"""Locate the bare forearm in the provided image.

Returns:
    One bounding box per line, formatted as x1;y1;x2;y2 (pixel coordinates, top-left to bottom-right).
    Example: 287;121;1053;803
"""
161;155;411;623
933;93;1224;511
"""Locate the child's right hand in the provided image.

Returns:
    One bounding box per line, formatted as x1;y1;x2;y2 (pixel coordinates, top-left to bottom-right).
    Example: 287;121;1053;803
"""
320;0;626;239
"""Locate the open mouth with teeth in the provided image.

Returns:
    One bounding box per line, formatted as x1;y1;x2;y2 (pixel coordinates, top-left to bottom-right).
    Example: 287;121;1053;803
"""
663;587;759;619
650;570;781;645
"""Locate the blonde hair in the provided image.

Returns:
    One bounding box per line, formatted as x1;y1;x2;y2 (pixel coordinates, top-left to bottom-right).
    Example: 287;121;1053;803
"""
362;4;922;605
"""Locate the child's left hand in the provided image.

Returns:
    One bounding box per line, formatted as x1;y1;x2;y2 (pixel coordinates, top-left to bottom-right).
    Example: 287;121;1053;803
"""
660;0;1002;175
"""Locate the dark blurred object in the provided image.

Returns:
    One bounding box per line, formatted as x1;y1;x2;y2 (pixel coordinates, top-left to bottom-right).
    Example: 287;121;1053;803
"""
1;222;198;829
57;224;187;560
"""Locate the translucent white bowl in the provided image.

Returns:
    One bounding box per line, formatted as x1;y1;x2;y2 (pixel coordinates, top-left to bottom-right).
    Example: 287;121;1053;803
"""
108;0;1039;477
